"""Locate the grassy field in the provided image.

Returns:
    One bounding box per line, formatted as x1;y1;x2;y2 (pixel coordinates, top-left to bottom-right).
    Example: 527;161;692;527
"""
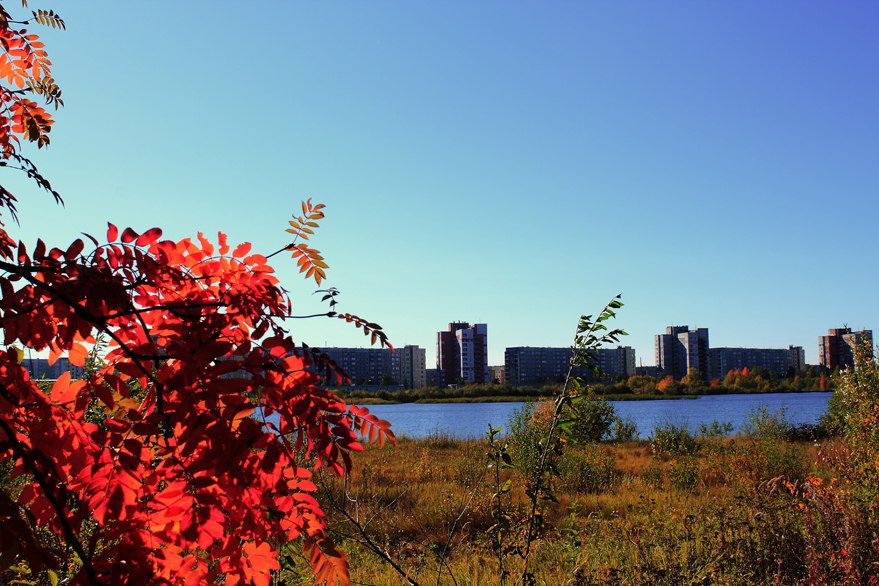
275;429;877;585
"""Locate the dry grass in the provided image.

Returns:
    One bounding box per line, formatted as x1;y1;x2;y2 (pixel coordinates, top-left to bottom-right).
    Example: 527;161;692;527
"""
273;435;876;585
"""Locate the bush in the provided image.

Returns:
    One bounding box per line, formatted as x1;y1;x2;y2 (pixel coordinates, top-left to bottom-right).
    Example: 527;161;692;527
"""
819;390;847;436
743;405;792;439
650;422;699;456
568;396;616;443
785;423;828;442
828;342;879;493
698;420;733;438
626;375;657;394
559;445;618;494
506;401;552;472
642;464;664;489
743;437;807;482
611;416;639;442
669;459;699;492
507;395;625;479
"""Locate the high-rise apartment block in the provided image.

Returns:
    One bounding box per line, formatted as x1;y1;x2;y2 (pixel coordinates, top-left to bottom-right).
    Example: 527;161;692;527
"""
709;346;805;379
819;327;873;371
790;345;807;372
320;347;392;386
437;322;488;385
599;346;637;379
489;365;506;384
655;326;710;381
319;345;427;388
505;347;572;386
504;346;636;386
391;345;427;389
425;368;441;388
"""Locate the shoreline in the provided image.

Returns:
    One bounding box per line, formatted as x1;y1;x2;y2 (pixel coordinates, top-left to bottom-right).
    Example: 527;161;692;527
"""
338;389;829;405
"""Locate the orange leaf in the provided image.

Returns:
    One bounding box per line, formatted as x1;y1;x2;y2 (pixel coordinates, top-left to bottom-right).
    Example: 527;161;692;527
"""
68;342;88;368
50;371;83;406
217;232;230;256
48;344;61;366
242;541;280;586
232;242;252;258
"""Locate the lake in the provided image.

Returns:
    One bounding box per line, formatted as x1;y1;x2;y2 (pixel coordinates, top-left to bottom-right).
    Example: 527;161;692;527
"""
359;392;833;440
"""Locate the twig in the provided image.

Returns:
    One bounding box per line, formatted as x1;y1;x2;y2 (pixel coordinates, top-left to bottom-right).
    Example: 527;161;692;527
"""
318;470;421;586
435;458;488;586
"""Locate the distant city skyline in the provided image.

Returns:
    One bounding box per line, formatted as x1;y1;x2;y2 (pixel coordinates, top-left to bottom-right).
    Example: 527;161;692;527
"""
5;3;877;371
324;320;870;373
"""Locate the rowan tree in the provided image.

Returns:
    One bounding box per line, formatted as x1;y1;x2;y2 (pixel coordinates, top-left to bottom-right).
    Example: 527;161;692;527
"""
0;4;393;585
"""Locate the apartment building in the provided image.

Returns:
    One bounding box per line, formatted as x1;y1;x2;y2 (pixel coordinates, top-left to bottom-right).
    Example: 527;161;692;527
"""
709;345;805;379
320;345;427;388
819;327;873;371
504;346;636;386
22;357;85;380
436;322;488;385
655;326;710;381
391;344;427;389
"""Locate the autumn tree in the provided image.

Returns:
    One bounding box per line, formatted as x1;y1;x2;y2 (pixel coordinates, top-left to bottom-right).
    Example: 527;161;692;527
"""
656;374;680;394
681;367;704;390
0;4;392;585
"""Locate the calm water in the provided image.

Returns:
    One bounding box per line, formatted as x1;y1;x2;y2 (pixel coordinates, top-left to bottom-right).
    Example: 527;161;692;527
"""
360;392;833;440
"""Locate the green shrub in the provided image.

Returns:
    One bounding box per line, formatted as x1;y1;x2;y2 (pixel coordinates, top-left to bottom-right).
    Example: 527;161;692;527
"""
743;405;792;439
735;436;807;483
642;464;664;489
568;396;616;444
785;423;828;442
669;458;699;492
698;420;733;438
819;390;847;436
559;445;618;494
611;415;639;442
506;401;551;472
828;342;879;493
650;422;699;456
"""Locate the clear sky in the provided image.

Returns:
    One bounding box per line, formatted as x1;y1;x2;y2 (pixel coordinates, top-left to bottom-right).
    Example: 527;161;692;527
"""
7;2;878;367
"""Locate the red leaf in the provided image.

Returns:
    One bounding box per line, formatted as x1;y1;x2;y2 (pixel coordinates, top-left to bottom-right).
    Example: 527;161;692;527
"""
94;383;115;409
218;232;229;255
135;227;162;247
33;238;46;259
65;238;84;261
121;227;138;243
197;232;214;256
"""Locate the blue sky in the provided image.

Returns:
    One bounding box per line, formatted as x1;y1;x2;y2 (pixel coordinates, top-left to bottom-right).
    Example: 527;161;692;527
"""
7;2;878;367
